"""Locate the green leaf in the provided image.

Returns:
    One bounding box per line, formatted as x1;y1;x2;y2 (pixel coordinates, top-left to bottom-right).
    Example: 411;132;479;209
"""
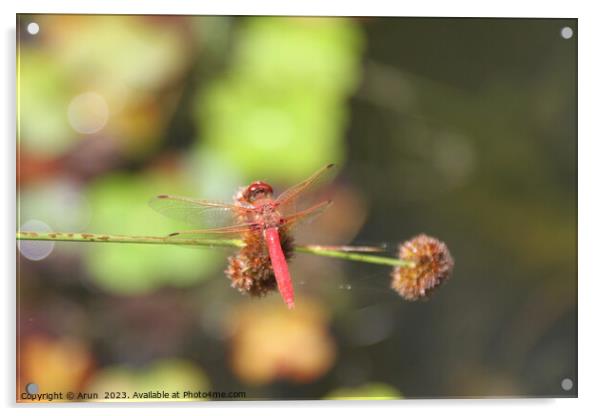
84;173;223;295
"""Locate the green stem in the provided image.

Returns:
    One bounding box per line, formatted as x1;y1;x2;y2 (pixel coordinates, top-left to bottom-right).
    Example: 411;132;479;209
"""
16;231;244;248
296;245;412;267
16;231;412;268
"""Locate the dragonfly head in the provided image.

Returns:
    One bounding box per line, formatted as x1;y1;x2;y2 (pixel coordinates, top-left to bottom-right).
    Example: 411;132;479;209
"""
243;181;274;203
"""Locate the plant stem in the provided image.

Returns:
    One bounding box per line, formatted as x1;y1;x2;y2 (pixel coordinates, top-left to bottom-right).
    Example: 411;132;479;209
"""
16;231;413;268
16;231;244;248
295;245;412;267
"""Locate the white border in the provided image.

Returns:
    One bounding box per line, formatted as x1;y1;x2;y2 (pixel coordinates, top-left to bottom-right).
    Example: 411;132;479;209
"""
5;0;582;17
3;1;601;415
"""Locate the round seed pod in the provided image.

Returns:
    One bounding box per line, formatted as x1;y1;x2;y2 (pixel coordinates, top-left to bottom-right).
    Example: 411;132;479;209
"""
391;234;454;301
226;228;295;297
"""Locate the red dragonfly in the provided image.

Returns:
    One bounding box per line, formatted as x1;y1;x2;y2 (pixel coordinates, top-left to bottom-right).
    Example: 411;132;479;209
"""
149;164;335;309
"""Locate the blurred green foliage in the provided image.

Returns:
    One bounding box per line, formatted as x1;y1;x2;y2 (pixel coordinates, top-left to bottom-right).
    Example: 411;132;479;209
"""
19;15;190;159
89;359;210;399
197;17;364;182
84;173;220;294
51;16;187;90
326;382;402;400
19;49;73;156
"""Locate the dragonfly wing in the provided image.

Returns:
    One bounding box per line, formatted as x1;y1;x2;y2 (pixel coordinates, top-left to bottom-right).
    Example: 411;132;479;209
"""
282;200;332;228
275;164;335;214
167;223;258;238
149;195;253;227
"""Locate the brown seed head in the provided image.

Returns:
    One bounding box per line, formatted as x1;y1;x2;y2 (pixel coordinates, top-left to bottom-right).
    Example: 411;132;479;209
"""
226;228;295;297
391;234;454;301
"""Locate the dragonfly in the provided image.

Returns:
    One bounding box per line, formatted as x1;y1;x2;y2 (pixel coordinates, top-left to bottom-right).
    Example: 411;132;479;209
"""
149;164;336;309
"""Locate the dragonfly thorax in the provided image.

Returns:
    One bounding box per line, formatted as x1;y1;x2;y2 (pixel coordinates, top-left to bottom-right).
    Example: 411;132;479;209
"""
254;201;283;229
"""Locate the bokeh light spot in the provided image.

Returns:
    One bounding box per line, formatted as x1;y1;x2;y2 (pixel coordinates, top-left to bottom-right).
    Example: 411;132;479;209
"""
27;22;40;35
67;92;109;134
18;220;55;261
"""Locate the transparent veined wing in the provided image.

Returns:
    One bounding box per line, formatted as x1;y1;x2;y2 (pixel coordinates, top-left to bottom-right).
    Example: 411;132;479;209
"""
275;164;336;215
167;223;260;238
282;200;333;228
149;194;255;228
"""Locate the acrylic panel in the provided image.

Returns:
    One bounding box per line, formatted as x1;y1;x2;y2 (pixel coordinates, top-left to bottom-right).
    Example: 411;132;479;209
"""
16;15;577;402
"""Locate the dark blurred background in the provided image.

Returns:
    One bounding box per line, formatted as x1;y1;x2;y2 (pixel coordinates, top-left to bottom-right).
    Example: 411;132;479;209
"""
17;15;576;400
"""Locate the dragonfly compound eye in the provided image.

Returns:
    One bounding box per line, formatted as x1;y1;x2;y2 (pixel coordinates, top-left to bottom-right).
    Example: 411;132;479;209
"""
244;181;274;202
